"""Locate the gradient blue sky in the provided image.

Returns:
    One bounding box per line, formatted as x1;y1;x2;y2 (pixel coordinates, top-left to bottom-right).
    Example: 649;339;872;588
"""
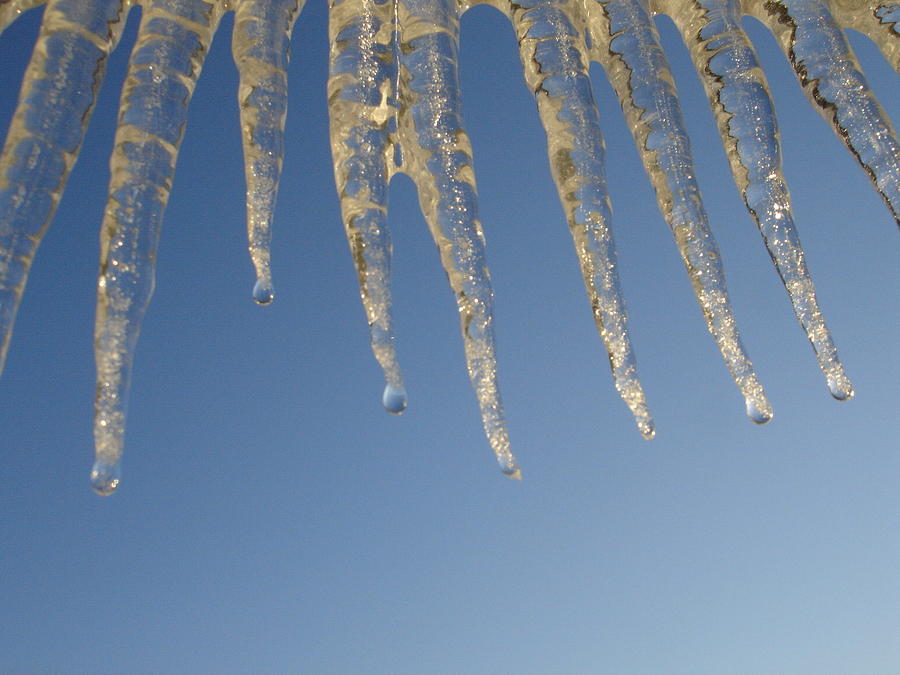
1;3;898;673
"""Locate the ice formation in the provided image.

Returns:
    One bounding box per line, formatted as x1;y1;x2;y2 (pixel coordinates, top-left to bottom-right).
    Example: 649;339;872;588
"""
0;0;897;493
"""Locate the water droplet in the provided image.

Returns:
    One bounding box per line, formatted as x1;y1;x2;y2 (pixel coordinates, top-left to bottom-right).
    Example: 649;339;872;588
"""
498;455;521;479
382;384;407;414
252;279;274;305
827;374;854;401
90;460;121;496
745;397;773;425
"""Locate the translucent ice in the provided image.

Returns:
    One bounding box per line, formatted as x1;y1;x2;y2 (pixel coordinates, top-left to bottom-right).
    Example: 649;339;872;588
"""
92;0;225;494
1;0;896;492
0;0;129;374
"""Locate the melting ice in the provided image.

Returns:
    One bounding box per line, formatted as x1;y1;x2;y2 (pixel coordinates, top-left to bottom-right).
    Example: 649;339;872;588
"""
0;0;897;493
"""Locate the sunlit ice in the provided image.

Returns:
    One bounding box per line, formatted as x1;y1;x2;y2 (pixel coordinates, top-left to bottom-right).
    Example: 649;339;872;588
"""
0;0;896;494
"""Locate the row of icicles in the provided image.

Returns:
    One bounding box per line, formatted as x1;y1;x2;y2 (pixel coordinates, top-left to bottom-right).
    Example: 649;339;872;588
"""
0;0;897;493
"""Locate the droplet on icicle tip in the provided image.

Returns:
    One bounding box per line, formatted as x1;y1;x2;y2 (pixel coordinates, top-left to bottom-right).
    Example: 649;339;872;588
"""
90;460;121;496
745;397;773;425
499;456;522;480
827;374;854;401
382;384;408;415
252;279;274;306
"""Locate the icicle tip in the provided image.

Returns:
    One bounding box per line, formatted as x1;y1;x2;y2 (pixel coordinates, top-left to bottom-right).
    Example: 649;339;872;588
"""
499;458;522;480
634;413;655;440
827;373;854;401
252;278;275;306
382;383;408;415
745;397;773;425
90;460;121;497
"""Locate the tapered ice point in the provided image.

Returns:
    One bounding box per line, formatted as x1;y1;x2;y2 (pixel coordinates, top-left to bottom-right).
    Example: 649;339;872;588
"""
395;0;521;476
590;0;772;419
2;0;898;495
252;277;274;305
827;372;854;401
621;379;655;438
511;0;654;441
669;0;854;400
501;458;522;480
382;383;407;414
745;392;773;425
90;459;121;496
327;0;409;424
232;0;303;312
92;0;223;493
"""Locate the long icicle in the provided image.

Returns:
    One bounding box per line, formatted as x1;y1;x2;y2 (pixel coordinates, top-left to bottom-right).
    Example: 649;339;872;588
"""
588;0;772;423
232;0;304;305
92;0;225;495
398;0;520;476
509;0;654;438
667;0;852;400
328;0;407;413
751;0;900;225
0;0;129;376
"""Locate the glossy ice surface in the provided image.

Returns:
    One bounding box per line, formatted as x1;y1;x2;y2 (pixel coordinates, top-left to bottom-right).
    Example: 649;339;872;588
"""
1;0;897;492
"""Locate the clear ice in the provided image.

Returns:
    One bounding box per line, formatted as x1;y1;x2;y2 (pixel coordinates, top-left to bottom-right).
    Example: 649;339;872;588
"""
0;0;897;493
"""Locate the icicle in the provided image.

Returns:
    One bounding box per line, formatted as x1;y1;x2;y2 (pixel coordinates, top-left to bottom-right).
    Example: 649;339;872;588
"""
4;0;899;492
587;0;772;423
752;0;900;225
0;0;129;376
92;0;225;495
509;0;654;438
0;0;45;34
328;0;407;414
232;0;304;305
666;0;852;400
829;1;898;73
397;0;520;475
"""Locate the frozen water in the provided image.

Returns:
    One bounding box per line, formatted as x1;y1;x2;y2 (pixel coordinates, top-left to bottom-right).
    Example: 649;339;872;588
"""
0;0;896;492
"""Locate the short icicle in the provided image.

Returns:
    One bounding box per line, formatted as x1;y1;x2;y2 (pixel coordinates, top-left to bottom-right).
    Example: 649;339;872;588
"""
232;0;305;305
589;0;772;423
328;0;407;414
92;0;225;495
0;0;128;376
667;0;852;400
752;0;900;225
398;0;520;475
509;0;654;438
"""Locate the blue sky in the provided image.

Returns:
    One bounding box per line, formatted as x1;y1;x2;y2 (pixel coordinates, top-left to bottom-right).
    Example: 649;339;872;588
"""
1;3;898;673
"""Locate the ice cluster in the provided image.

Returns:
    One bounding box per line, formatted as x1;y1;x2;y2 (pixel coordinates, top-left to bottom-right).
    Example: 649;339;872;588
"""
0;0;896;492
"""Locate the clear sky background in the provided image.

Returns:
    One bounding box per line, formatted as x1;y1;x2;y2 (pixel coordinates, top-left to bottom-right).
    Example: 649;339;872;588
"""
1;3;897;673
